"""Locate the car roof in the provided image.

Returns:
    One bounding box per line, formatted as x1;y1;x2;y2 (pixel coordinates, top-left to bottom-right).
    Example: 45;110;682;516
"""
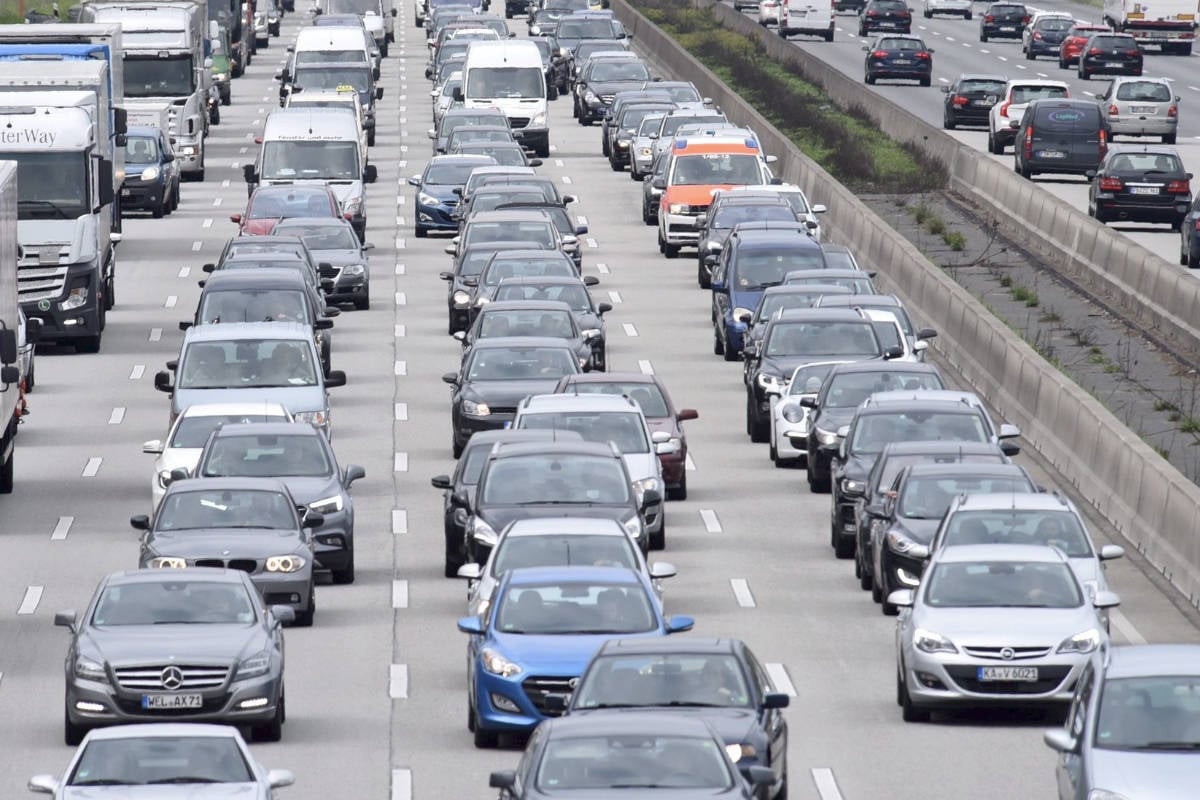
252;184;332;197
467;210;556;223
933;543;1072;564
272;217;357;230
596;637;736;655
164;476;292;494
105;567;249;586
866;389;980;406
468;335;575;349
202;268;309;289
521;393;641;412
881;441;1003;458
208;421;322;439
548;712;716;739
771;308;870;324
464;429;581;450
1106;644;1200;678
955;73;1010;81
429;154;501;166
490;439;619;459
83;722;246;740
179;401;291;417
785;268;870;280
952;492;1071;512
183;321;314;342
732;226;821;245
506;517;627;537
762;284;850;297
904;462;1030;479
506;565;642;586
495;275;588;286
560;372;656;386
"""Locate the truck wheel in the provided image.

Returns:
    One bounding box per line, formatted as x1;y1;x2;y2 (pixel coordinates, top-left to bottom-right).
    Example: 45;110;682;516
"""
368;129;376;146
77;334;101;354
0;426;14;494
210;104;220;125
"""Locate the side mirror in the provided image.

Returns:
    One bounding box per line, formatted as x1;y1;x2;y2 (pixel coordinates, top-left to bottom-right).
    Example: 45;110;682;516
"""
1085;169;1097;179
597;302;612;314
229;213;243;224
677;408;699;422
364;165;378;184
583;276;600;287
442;372;459;385
916;327;937;340
444;244;457;255
202;263;216;273
883;345;905;360
737;312;752;324
1099;544;1125;561
1093;590;1121;609
53;610;77;630
267;770;296;790
574;224;589;236
488;771;516;790
178;320;193;332
836;425;850;439
887;589;915;608
408;175;422;186
747;766;775;787
452;331;466;342
325;370;347;388
941;86;951;94
431;474;452;490
269;605;296;626
439;271;454;281
666;614;694;633
1043;728;1078;754
457;562;483;580
27;776;58;796
655;440;680;455
457;616;484;634
142;438;164;455
528;158;544;167
242;163;257;183
864;503;885;517
130;514;151;530
344;464;366;486
314;318;334;331
641;488;662;508
913;340;928;353
648;561;676;580
324;306;341;317
301;510;325;529
799;396;818;409
761;692;790;709
999;422;1021;439
169;467;190;483
453;86;464;101
154;370;173;393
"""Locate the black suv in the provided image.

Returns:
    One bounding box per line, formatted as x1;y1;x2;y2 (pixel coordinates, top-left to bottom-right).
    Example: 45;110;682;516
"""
942;74;1007;129
978;2;1028;41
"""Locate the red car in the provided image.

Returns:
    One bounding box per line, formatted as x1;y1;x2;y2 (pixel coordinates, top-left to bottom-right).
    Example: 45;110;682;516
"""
554;372;699;501
230;184;342;235
1058;23;1110;67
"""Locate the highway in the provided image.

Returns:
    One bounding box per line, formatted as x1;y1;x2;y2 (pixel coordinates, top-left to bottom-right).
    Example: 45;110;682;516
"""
728;0;1200;268
0;3;1198;800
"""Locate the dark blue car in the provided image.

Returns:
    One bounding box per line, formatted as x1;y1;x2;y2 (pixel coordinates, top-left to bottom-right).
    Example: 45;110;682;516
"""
408;154;497;237
863;34;934;86
456;565;694;748
121;125;181;218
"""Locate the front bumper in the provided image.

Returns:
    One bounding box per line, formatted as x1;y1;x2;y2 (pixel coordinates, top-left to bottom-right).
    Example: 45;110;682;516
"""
120;177;168;210
473;667;563;733
250;568;314;612
512;126;550;150
903;649;1085;706
416;201;459;231
66;671;282;729
455;411;513;446
773;415;809;462
611;139;633;165
22;266;103;344
661;211;702;246
310;512;354;570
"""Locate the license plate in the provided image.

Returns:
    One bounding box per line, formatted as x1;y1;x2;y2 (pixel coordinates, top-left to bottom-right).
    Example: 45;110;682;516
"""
978;666;1038;682
1129;186;1160;195
973;99;992;106
1038;150;1065;159
893;58;912;64
1130;105;1156;113
1000;25;1016;30
1106;61;1124;67
141;693;202;709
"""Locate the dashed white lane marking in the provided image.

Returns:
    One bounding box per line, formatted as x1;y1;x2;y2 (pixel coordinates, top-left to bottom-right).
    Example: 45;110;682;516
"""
395;291;407;306
980;48;990;53
149;328;162;342
239;146;248;154
389;664;409;699
699;509;722;533
397;195;406;205
391;769;412;800
395;237;406;249
562;175;573;184
622;323;638;337
998;55;1008;61
945;36;955;42
812;768;846;800
395;360;407;376
765;662;797;696
178;267;190;278
395;403;408;421
17;586;43;615
549;143;558;152
1189;85;1200;91
202;218;213;228
1037;72;1048;77
555;159;565;167
212;197;223;207
392;580;409;609
51;516;74;541
129;365;145;380
231;161;239;169
82;457;102;478
586;237;598;248
165;296;177;309
596;262;609;274
191;241;202;252
685;453;696;471
392;509;408;534
608;290;622;304
1112;609;1147;645
1016;63;1026;69
108;407;125;425
577;215;588;226
638;359;654;375
730;578;756;608
394;452;409;472
938;77;949;83
395;263;406;275
1083;90;1095;97
395;324;406;337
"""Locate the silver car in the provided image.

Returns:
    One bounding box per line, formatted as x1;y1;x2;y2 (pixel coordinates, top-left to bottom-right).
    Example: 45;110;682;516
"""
1044;644;1200;800
892;544;1118;721
770;361;851;467
56;569;291;745
1098;76;1180;143
630;112;667;180
29;722;295;798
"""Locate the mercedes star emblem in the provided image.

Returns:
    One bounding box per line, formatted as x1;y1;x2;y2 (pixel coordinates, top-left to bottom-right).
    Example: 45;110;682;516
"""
160;666;185;690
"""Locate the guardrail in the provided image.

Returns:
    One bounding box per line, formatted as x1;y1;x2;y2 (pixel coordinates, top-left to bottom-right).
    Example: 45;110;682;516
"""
613;0;1200;609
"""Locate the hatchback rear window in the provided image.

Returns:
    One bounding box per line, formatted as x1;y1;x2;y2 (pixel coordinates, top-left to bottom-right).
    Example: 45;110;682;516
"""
1036;19;1071;31
1116;81;1171;102
1091;35;1136;47
991;5;1026;12
961;80;1006;95
1033;104;1100;131
1010;85;1069;104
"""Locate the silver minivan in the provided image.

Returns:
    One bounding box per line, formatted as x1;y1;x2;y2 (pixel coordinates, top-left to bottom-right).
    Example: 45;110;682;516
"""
1098;77;1180;144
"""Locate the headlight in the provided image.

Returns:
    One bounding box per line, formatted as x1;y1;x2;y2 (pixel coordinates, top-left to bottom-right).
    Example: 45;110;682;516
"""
617;140;629;149
481;647;522;677
74;657;108;682
471;518;498;546
265;555;307;573
140;166;160;181
724;743;757;763
60;286;88;311
530;112;546;126
213;72;228;81
584;90;598;103
238;650;271;679
462;399;491;417
148;556;187;569
633;477;661;504
1057;629;1100;655
530;24;541;33
756;373;783;390
581;328;601;339
156;469;174;489
914;628;958;654
342;263;366;276
621;515;642;541
452;290;471;306
885;529;919;554
309;495;343;514
668;203;688;214
781;403;805;424
417;191;439;206
178;145;197;155
815;427;839;446
841;478;866;495
639;147;652;156
294;410;329;429
342;196;363;216
732;307;753;324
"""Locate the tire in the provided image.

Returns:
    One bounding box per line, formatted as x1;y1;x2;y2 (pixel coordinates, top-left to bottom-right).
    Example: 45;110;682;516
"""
899;669;930;722
1093;204;1109;223
535;141;550;159
807;465;831;494
1079;66;1089;80
1059;57;1068;69
698;261;711;288
368;129;376;147
833;530;854;559
609;157;622;172
331;549;355;584
714;331;725;355
865;72;875;85
923;9;931;18
1025;48;1034;60
0;435;13;494
872;570;884;603
76;334;101;354
64;710;86;746
920;76;931;87
452;437;464;459
210;104;220;125
25;358;34;392
944;113;956;130
648;518;665;550
381;40;389;57
1173;217;1185;233
980;32;988;42
444;536;464;578
473;706;498;748
1019;162;1033;179
824;27;834;41
354;292;369;310
663;244;679;259
293;587;315;627
253;693;284;742
747;395;769;443
964;11;972;19
858;551;873;590
414;226;428;238
667;473;687;501
642;203;653;225
152;200;164;219
1189;249;1200;269
1164;133;1177;144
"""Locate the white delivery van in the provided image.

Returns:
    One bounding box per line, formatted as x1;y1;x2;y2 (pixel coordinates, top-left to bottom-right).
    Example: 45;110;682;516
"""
245;107;377;240
285;89;369;165
292;24;378;78
459;40;550;157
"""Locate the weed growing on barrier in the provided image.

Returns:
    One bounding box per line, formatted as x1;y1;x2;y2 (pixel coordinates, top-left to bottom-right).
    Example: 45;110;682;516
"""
942;232;967;251
1011;284;1039;307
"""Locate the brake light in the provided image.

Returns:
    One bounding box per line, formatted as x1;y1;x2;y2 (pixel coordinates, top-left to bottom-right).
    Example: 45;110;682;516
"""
1098;176;1123;191
1098;128;1107;159
915;51;931;59
1108;104;1119;115
985;14;994;21
1088;46;1102;55
866;9;878;15
1169;105;1178;117
1033;31;1042;39
1167;179;1191;194
952;94;969;106
1126;48;1140;56
999;101;1011;117
1024;126;1033;159
871;49;888;58
1195;219;1200;231
1022;15;1030;22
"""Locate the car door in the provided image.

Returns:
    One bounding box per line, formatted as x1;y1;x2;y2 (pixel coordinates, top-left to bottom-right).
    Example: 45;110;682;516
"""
1056;660;1095;800
710;242;732;331
744;647;788;782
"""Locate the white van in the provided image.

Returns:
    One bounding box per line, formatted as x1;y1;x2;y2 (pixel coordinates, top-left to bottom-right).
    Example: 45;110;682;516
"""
246;107;378;240
285;89;369;165
292;24;378;78
459;40;550;157
763;0;835;42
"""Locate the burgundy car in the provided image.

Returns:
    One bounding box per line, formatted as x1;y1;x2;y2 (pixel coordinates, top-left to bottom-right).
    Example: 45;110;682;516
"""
553;372;699;500
231;185;342;235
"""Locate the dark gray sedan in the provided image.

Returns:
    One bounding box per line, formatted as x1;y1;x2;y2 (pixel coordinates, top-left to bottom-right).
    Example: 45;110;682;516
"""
56;568;290;745
457;300;596;371
271;217;374;310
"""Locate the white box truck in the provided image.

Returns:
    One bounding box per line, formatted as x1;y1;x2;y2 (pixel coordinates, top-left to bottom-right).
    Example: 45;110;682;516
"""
1104;0;1198;54
0;160;28;493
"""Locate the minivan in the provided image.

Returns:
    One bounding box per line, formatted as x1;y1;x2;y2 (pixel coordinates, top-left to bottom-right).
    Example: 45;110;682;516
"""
458;40;550;157
1013;98;1108;179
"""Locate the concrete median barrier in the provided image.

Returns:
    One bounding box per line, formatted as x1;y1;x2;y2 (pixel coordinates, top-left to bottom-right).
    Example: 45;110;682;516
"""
614;0;1200;609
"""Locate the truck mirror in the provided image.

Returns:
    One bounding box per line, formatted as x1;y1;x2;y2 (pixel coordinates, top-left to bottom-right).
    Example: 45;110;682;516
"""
97;160;114;208
0;328;16;365
364;164;378;183
113;107;128;136
243;163;257;184
210;19;220;39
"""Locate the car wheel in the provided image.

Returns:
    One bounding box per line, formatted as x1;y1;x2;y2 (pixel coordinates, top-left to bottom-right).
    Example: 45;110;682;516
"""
1189;249;1200;269
714;330;725;355
663;243;679;259
987;132;999;154
899;669;930;722
76;334;102;354
748;396;769;443
1093;204;1109;223
1025;47;1033;60
1174;217;1186;233
452;436;464;459
919;76;931;87
833;530;854;559
253;692;285;742
210;103;220;125
630;168;641;181
642;202;653;225
872;568;885;603
1018;161;1033;179
667;473;688;501
354;291;370;311
1181;245;1188;266
808;465;830;494
64;709;87;746
649;517;665;550
414;226;428;238
331;549;355;584
923;9;931;17
473;717;499;748
293;588;315;627
1058;57;1067;69
152;200;165;218
858;549;873;590
769;439;779;463
1078;66;1089;80
698;260;711;288
864;72;875;85
367;129;376;146
25;357;34;393
722;331;739;363
964;10;972;19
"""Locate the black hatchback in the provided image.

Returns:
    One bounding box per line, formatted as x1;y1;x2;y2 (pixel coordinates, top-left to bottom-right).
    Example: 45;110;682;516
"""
1023;14;1073;59
978;2;1028;41
1078;33;1143;80
1013;99;1108;179
863;35;933;86
858;0;913;35
1088;147;1192;228
942;74;1007;129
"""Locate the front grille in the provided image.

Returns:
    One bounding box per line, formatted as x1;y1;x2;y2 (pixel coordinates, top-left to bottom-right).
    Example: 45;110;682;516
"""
17;259;69;303
944;665;1071;695
509;116;531;129
599;94;614;104
962;646;1051;660
522;675;575;716
320;264;341;280
114;664;231;691
192;557;258;573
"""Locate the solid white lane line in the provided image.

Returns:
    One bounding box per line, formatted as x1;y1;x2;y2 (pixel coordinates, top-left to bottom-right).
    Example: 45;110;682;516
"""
395;324;406;337
811;768;846;800
392;580;409;609
395;291;407;306
730;579;756;608
389;664;409;699
395;360;407;376
595;262;609;274
108;407;125;425
395;403;409;421
51;516;74;541
764;662;797;696
391;769;412;800
685;453;696;471
622;323;639;337
638;359;654;375
149;328;162;342
699;509;722;533
178;267;190;278
392;509;408;534
129;365;145;380
165;296;177;308
82;458;102;478
394;452;409;472
397;195;406;205
1111;609;1147;645
608;290;622;304
17;586;43;615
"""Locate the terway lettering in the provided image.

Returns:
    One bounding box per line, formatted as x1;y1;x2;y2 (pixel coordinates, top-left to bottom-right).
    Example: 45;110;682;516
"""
0;128;56;146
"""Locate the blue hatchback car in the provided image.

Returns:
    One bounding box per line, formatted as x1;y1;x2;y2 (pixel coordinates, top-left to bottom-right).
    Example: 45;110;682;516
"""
408;154;497;237
456;565;694;748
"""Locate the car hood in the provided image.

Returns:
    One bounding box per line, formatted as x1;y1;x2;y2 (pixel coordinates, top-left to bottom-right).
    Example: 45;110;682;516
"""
62;783;264;800
81;622;262;665
174;387;326;416
570;705;760;745
307;247;364;267
148;529;307;559
840;452;874;482
813;405;856;434
588;80;649;97
491;628;665;674
665;184;743;206
461;378;564;407
729;288;764;314
270;475;341;505
891;516;941;544
1089;748;1200;800
913;606;1101;645
621;451;659;482
420;183;461;203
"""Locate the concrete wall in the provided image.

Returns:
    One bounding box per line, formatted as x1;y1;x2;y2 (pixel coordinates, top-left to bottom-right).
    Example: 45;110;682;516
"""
613;0;1200;608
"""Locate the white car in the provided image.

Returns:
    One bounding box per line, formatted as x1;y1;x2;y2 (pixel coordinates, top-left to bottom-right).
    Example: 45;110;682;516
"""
770;361;852;466
143;402;292;510
922;0;971;18
987;79;1070;154
29;723;294;799
726;183;827;240
761;0;835;40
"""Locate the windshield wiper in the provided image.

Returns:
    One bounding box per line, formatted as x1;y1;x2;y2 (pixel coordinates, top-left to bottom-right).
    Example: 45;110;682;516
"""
71;779;134;786
513;500;596;506
662;700;726;707
18;199;73;219
146;777;224;784
1132;741;1200;750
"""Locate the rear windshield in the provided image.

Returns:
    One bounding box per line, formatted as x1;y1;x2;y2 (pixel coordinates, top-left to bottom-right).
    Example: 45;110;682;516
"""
960;79;1006;95
1116;81;1172;102
1105;152;1183;174
1092;35;1136;48
1033;104;1100;131
1010;85;1069;104
1036;18;1072;31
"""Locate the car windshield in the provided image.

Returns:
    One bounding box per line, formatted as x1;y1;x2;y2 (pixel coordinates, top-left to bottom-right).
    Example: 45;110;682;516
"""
248;190;332;219
156;489;297;531
201;434;332;478
124;135;160;163
494;534;639;575
1115;81;1172;102
661;115;721;136
466;221;557;248
785;274;874;292
591;61;650;81
296;48;366;64
879;38;926;50
757;291;835;321
575;653;752;709
482;454;630;504
275;224;358;250
1105;152;1184;174
68;735;255;785
661;85;702;103
444;115;509;137
472;191;548;212
1095;676;1200;750
557;18;618;38
825;370;944;407
961;79;1007;95
426;162;485;185
737;249;825;286
787;362;841;396
450;129;513;147
852;411;987;454
458;144;526;166
576;42;626;59
494;282;592;311
479;309;575;339
519;411;650;453
713;205;794;229
466;346;577;380
168;413;288;449
941;510;1092;556
536;735;732;790
465;67;544;100
123;54;194;97
766;321;880;357
92;581;257;626
483;255;575;285
495;581;655;634
292;66;370;93
327;0;379;12
924;561;1083;608
198;290;310;324
1010;85;1069;104
898;475;1031;519
177;339;319;389
224;241;307;260
565;382;668;417
459;247;508;277
670;153;762;186
639;115;665;135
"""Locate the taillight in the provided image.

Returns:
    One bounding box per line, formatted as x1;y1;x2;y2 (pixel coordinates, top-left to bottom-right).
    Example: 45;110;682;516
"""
1194;219;1200;231
1168;105;1178;117
1033;31;1042;39
952;94;969;106
999;101;1011;117
985;13;994;21
1088;46;1102;55
871;49;888;57
1098;176;1123;191
1098;128;1107;158
1167;179;1191;194
1024;127;1033;159
1108;104;1119;115
1022;15;1030;22
916;51;931;59
866;9;878;15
